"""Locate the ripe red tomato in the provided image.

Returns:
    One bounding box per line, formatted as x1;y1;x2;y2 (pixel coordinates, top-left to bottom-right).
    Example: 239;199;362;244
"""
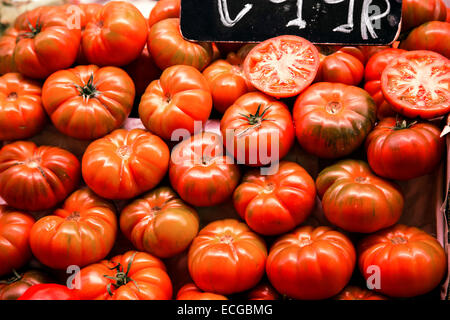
364;48;406;120
76;251;173;300
18;284;80;300
148;18;213;71
293;83;376;159
81;1;148;66
0;73;46;141
334;286;387;300
148;0;180;27
316;160;404;233
366;118;445;180
176;283;228;300
169;132;240;207
315;47;364;86
226;44;257;65
203;59;254;113
401;0;447;31
120;186;199;258
266;226;356;300
381;50;450;119
233;161;316;236
220;92;295;167
0;270;52;300
138;65;212;141
29;188;117;269
0;6;81;79
188;219;267;295
243;35;320;98
0;206;34;276
358;46;391;64
247;283;280;300
82;129;169;200
400;21;450;59
0;141;80;211
42;65;135;140
358;224;447;298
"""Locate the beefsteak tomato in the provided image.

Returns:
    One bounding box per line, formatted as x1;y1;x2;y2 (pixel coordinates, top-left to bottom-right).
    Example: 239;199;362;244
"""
18;284;80;300
82;129;169;200
148;0;180;27
0;270;52;300
401;0;447;31
316;160;404;233
176;283;228;300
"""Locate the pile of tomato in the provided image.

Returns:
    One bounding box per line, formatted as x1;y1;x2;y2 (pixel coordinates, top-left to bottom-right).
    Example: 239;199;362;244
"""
0;0;449;301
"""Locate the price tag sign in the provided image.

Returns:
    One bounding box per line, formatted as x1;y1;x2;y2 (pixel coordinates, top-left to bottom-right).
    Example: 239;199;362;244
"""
180;0;402;45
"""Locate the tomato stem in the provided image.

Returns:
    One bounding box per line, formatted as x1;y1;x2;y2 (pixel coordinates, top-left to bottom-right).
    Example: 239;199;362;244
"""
75;74;99;99
0;269;22;284
103;252;140;296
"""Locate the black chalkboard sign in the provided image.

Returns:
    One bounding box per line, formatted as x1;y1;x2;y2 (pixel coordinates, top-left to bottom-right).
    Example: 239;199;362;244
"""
180;0;402;45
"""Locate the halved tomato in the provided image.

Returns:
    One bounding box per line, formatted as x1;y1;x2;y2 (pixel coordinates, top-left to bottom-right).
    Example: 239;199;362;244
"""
381;50;450;119
243;35;320;98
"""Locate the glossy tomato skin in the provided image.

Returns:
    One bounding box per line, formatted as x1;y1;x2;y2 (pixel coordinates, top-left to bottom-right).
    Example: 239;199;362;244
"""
0;73;46;141
120;187;199;259
402;0;447;31
400;21;450;59
29;188;117;270
243;35;320;98
188;219;267;295
366;118;445;180
381;50;450;119
358;224;447;298
233;161;316;236
176;283;228;300
0;270;52;300
0;206;35;276
148;18;213;71
148;0;180;27
315;49;364;86
0;6;81;79
293;83;376;159
0;141;80;211
76;251;173;300
266;226;356;300
334;286;387;300
82;1;148;66
316;160;404;233
139;65;212;141
221;92;295;167
247;283;280;300
364;49;406;120
203;59;254;113
18;284;80;300
42;65;135;140
169;132;240;207
82;129;169;200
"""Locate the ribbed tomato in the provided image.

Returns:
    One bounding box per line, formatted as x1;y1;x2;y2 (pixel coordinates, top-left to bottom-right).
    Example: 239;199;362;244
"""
81;1;148;66
0;206;35;276
138;65;212;140
76;251;173;300
400;21;450;59
82;129;169;200
0;141;80;211
176;283;228;300
148;18;213;71
233;161;316;236
0;73;46;141
220;92;294;167
169;132;240;207
402;0;447;31
293;83;376;159
366;118;445;180
203;59;254;113
29;188;117;270
42;65;135;140
0;6;80;79
120;186;199;259
0;270;52;300
266;226;356;300
358;224;447;298
334;286;387;300
316;160;404;233
148;0;180;27
188;219;267;295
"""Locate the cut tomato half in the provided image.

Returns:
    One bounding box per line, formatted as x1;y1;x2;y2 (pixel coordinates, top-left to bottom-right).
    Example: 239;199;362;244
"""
381;50;450;119
243;35;320;98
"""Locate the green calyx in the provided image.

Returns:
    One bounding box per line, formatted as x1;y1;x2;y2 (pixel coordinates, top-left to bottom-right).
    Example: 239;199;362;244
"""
239;104;271;126
17;17;42;41
103;252;140;296
75;74;98;99
0;269;22;284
